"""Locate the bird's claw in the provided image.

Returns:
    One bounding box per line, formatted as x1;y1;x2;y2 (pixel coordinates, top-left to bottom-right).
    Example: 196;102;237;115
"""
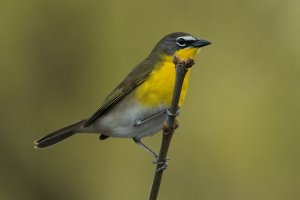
153;157;170;171
156;163;168;171
165;108;180;117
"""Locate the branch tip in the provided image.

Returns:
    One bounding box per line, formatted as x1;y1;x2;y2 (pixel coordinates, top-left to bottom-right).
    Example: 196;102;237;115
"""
173;55;180;65
184;58;195;69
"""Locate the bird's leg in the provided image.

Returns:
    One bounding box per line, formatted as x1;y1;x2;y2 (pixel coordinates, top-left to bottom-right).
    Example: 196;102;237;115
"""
133;138;158;159
133;110;165;127
133;138;170;171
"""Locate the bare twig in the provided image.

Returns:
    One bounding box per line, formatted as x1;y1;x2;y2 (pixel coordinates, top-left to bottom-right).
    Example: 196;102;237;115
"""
149;55;195;200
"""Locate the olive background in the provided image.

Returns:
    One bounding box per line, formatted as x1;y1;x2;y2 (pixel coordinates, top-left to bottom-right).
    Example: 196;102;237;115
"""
0;0;299;200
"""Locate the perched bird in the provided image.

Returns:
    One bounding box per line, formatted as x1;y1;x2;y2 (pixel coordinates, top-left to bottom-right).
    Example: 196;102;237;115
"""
34;32;211;158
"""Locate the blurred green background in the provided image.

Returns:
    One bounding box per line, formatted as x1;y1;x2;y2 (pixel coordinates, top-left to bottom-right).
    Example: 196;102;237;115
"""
1;0;299;199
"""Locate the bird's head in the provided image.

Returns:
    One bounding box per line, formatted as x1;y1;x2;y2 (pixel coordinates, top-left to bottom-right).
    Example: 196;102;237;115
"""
151;32;211;61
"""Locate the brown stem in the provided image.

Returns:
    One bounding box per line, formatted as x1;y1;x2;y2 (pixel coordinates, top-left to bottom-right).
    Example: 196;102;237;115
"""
148;56;195;200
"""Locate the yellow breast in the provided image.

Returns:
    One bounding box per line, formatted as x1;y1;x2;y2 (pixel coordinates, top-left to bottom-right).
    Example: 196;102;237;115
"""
134;47;199;107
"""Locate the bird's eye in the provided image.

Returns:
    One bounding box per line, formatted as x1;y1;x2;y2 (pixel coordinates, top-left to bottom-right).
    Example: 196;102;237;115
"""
176;38;186;47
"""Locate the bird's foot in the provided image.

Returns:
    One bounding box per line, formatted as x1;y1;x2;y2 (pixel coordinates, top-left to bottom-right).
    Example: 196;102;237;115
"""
165;108;180;117
153;157;170;171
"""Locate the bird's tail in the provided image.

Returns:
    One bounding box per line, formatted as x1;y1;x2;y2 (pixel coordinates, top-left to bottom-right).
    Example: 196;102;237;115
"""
34;120;86;148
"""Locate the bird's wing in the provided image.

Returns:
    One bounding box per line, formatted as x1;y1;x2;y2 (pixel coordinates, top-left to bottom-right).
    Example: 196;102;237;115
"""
84;58;156;127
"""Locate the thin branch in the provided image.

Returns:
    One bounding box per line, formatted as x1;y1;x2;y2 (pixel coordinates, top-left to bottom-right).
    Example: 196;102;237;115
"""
149;56;195;200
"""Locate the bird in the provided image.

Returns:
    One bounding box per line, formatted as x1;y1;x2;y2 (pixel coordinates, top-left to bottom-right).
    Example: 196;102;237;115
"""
34;32;211;159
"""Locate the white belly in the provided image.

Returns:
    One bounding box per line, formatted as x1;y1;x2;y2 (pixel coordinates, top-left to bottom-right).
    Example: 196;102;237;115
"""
83;92;167;139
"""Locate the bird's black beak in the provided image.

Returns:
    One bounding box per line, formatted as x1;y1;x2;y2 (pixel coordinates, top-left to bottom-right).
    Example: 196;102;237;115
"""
192;39;211;48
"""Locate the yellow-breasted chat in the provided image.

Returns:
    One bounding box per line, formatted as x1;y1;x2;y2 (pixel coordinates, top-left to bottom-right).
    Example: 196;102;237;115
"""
34;32;211;158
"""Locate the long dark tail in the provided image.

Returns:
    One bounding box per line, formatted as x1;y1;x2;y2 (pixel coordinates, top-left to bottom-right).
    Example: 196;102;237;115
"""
34;120;85;148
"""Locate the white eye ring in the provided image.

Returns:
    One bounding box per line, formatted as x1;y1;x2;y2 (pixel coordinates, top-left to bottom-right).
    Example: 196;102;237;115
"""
176;37;186;47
